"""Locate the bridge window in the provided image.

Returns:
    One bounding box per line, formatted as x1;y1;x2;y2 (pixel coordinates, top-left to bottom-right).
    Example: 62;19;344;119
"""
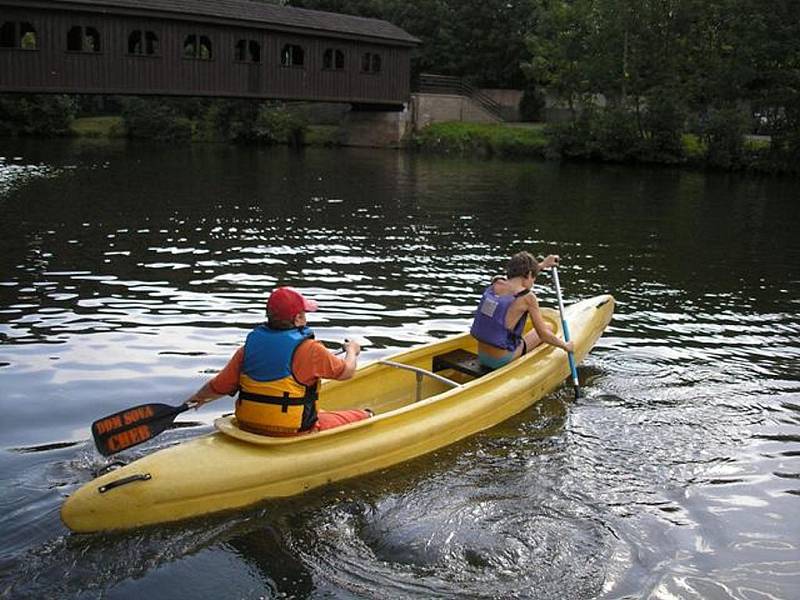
0;21;37;50
323;48;344;70
235;39;261;63
183;34;212;60
361;52;382;74
67;25;101;52
0;22;16;48
281;44;304;67
128;30;159;56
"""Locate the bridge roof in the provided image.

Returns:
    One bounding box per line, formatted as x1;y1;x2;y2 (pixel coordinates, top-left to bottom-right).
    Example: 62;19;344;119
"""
42;0;420;45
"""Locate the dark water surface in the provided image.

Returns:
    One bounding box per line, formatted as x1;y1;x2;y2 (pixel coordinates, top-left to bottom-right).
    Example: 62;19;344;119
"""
0;140;798;599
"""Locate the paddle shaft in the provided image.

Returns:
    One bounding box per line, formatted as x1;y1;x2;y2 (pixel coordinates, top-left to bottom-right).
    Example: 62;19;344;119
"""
551;267;580;398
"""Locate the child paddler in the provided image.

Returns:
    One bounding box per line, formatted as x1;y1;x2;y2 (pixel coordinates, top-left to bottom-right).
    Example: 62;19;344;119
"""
470;251;574;369
186;286;372;435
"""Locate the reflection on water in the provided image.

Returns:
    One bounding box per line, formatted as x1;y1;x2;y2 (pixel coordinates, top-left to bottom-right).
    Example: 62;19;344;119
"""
0;140;799;599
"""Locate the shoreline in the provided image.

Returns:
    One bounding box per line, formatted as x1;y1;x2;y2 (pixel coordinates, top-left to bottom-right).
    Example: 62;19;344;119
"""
2;114;792;177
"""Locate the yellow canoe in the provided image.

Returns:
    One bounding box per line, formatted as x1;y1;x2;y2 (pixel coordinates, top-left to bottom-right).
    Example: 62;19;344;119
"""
61;295;614;532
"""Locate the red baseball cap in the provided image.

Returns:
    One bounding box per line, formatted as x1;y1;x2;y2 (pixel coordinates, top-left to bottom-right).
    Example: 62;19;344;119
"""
267;287;319;320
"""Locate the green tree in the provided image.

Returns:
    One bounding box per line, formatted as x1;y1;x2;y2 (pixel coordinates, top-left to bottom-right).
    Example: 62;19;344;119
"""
523;0;593;117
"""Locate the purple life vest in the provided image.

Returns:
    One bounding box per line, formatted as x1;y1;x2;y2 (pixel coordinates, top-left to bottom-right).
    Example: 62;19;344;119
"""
470;285;527;351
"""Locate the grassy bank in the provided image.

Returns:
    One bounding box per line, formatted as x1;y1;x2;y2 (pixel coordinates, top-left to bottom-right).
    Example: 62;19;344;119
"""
70;116;127;138
413;122;548;158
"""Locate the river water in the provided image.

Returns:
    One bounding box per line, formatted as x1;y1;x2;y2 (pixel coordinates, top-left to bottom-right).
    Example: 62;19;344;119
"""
0;140;798;599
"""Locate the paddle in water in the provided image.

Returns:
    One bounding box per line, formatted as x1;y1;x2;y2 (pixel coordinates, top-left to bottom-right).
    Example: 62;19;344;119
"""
92;402;191;456
551;266;580;399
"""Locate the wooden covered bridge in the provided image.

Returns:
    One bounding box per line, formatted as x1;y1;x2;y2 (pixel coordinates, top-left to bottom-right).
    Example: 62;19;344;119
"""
0;0;419;110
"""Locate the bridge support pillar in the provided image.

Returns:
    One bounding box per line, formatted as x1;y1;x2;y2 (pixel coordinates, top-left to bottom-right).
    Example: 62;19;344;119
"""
341;106;412;148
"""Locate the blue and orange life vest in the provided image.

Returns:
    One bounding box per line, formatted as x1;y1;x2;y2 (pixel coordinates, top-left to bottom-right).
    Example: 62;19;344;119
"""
470;285;528;351
235;325;319;435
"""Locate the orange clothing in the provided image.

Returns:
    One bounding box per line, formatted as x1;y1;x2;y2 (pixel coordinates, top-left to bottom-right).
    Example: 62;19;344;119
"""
209;339;370;434
209;339;346;396
312;410;371;432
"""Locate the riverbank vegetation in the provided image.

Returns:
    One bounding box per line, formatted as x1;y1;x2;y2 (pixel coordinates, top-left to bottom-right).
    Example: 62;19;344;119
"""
413;123;548;158
290;0;800;175
413;120;781;173
520;0;799;174
0;94;76;137
119;97;313;145
0;94;337;146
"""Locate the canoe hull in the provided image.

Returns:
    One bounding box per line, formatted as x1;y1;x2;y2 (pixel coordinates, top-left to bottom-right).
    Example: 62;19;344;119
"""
61;295;614;532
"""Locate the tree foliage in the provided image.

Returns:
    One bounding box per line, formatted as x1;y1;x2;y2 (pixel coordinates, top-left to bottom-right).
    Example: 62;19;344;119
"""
120;97;193;142
0;94;76;136
523;0;800;169
285;0;539;87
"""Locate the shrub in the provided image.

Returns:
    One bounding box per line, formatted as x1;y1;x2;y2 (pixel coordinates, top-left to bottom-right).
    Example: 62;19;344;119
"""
546;107;642;162
120;97;192;142
641;92;686;162
681;134;706;162
765;129;800;175
0;94;76;136
253;104;308;145
200;99;262;142
703;107;748;169
594;107;643;162
119;97;308;145
544;117;590;159
519;85;546;122
546;101;687;164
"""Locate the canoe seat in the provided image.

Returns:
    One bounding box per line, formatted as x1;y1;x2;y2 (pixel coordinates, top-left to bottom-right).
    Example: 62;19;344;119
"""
432;349;493;379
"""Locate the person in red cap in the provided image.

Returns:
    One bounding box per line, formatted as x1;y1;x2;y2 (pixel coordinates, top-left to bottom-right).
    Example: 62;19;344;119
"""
186;286;371;435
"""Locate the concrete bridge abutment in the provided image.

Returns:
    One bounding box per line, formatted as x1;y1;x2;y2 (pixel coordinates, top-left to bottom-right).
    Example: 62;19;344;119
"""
340;106;413;148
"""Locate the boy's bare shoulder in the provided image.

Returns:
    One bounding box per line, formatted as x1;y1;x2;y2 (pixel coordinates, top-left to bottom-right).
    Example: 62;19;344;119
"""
521;290;539;308
491;277;510;293
509;289;534;307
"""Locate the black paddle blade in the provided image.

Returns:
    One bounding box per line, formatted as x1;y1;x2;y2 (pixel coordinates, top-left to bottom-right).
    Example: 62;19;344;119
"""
91;403;189;456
